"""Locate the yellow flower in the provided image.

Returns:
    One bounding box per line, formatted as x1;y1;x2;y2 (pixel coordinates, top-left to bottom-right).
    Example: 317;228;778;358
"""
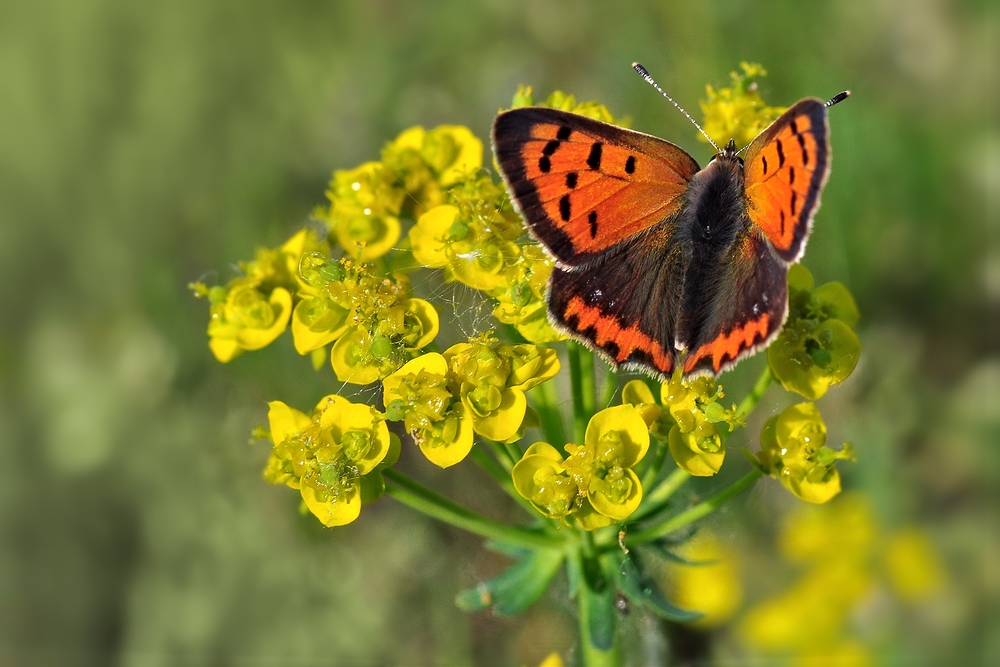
700;62;786;149
660;373;741;476
382;125;483;214
382;353;474;468
445;335;559;442
758;403;854;504
323;161;403;262
883;528;946;602
512;405;649;529
768;264;861;400
492;244;565;343
264;396;392;527
206;282;292;363
665;532;743;628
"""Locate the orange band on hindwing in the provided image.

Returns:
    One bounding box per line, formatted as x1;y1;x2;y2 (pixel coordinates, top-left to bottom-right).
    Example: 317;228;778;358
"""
683;314;771;375
562;296;673;373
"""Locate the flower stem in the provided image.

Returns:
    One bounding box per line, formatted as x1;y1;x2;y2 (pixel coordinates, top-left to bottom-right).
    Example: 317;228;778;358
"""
568;341;596;444
626;468;764;546
736;365;773;422
574;546;621;667
383;469;562;549
528;381;568;447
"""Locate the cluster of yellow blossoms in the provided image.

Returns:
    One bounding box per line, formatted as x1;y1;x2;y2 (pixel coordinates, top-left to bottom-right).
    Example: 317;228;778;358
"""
193;69;862;535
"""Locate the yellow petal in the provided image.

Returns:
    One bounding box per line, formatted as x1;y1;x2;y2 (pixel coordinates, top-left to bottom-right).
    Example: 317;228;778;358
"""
469;387;526;441
235;287;293;351
382;352;449;401
668;425;725;477
209;337;242;363
404;298;439;349
589;468;643;520
585;404;650;467
266;401;312;445
301;483;361;527
418;403;474;468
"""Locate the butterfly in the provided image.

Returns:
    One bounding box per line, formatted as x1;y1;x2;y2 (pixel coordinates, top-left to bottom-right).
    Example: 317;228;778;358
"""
492;66;848;379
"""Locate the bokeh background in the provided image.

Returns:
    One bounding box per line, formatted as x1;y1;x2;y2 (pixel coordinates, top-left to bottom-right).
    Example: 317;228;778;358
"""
2;1;997;665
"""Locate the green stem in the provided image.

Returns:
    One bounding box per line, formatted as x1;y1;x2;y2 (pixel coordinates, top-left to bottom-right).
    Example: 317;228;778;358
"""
626;469;764;546
736;365;773;422
639;437;670;492
574;547;620;667
484;439;516;472
528;381;567;447
632;467;691;522
599;367;618;409
568;341;596;444
383;469;562;549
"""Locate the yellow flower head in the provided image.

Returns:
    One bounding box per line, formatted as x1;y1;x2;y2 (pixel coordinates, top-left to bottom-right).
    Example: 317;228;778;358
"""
289;255;439;383
768;264;862;400
492;244;565;343
513;405;648;530
758;402;855;503
660;373;744;477
264;396;394;527
382;353;473;468
700;62;786;149
445;334;559;442
194;228;327;362
323;161;404;262
382;125;483;215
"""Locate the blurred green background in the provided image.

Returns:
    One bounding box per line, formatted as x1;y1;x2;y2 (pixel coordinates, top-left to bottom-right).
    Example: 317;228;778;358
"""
1;0;997;665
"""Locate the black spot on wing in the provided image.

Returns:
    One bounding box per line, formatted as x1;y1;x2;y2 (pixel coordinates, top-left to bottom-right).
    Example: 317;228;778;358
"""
588;210;598;238
543;140;560;156
789;166;795;185
625;155;636;174
557;125;572;141
587;143;603;170
539;156;551;173
797;133;808;165
560;195;571;222
762;155;768;175
776;139;785;168
566;172;578;188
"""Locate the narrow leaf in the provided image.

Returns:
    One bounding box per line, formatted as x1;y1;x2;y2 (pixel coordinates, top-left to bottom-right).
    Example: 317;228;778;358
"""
455;548;564;616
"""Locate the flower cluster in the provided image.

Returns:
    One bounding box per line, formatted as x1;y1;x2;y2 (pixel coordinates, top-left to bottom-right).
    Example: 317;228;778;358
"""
738;494;946;661
263;396;399;527
757;402;855;503
768;264;861;400
513;405;649;530
293;252;439;383
699;62;787;149
191;229;328;362
621;374;744;477
322;125;483;262
383;333;560;468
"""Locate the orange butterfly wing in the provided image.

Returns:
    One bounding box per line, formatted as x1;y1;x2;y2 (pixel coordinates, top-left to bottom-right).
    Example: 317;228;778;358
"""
743;99;830;263
492;108;699;266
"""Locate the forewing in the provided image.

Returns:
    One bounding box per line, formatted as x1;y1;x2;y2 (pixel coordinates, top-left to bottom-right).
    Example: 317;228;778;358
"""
743;99;830;263
493;108;699;267
548;225;686;377
681;227;788;376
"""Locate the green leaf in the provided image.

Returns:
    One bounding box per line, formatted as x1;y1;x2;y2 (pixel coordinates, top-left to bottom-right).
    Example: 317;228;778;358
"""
580;556;616;651
455;547;564;616
613;552;702;623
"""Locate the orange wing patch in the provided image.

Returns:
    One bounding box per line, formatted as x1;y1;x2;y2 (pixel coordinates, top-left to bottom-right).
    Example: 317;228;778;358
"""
563;296;673;374
743;99;830;263
683;314;771;375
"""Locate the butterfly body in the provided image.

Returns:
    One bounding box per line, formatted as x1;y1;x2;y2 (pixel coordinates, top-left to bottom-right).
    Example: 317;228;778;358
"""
493;98;832;379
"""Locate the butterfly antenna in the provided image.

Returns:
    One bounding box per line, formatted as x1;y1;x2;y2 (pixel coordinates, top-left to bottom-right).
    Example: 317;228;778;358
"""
633;62;720;152
826;90;851;108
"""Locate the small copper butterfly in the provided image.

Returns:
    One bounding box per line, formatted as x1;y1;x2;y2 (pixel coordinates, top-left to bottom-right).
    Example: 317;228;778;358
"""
492;64;849;378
